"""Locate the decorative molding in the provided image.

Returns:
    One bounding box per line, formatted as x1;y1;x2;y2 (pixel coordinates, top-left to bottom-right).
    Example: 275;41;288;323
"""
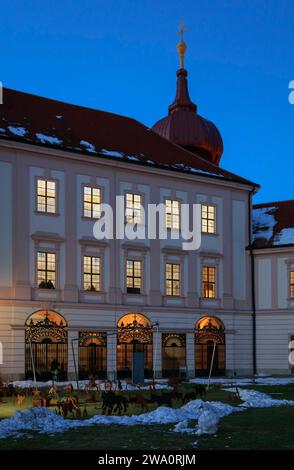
31;232;65;243
121;242;150;252
78;237;109;248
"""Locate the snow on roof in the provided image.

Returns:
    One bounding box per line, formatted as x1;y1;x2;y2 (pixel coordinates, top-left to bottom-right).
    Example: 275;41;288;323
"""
36;133;62;145
253;200;294;248
0;87;257;187
8;126;27;137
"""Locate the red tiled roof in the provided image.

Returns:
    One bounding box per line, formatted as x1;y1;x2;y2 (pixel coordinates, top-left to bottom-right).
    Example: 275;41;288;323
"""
0;87;256;186
253;200;294;248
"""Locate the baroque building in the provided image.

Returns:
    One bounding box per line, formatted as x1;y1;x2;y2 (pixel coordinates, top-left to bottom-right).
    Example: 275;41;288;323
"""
0;37;293;381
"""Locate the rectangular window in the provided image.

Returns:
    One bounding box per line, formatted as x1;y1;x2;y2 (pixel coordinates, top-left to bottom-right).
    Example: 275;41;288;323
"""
290;271;294;299
125;193;142;224
202;266;216;299
83;256;101;292
166;263;181;296
37;179;56;214
37;252;56;288
126;260;142;294
83;186;101;219
202;204;216;234
165;199;180;229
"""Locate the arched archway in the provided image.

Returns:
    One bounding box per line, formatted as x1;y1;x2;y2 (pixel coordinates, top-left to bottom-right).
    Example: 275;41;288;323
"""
78;332;107;379
162;333;186;378
25;310;68;381
117;313;153;379
195;316;225;376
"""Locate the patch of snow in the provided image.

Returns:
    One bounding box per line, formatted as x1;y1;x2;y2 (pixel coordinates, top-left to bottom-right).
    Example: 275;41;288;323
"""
8;126;27;137
226;388;294;408
100;148;125;159
189;376;294;387
253;207;276;241
35;133;62;145
195;403;220;435
80;140;97;153
275;227;294;245
8;379;170;392
126;155;140;161
55;115;63;119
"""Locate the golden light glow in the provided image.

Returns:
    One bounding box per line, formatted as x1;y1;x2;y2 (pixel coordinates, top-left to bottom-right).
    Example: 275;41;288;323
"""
117;313;151;328
197;316;223;330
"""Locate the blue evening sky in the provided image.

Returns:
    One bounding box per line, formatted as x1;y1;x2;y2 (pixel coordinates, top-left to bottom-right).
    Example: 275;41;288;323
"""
1;0;293;203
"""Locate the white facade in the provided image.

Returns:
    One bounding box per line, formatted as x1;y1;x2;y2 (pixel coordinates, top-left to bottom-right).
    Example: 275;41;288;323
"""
0;138;256;380
254;247;294;374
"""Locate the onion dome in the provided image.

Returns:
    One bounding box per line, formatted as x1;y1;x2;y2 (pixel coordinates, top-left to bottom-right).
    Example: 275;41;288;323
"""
152;29;223;165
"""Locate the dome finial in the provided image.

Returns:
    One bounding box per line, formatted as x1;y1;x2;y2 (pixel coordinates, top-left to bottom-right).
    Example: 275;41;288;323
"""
177;20;187;69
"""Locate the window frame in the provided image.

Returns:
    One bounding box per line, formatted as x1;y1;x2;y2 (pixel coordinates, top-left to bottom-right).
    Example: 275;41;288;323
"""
202;265;217;299
83;255;101;292
126;259;142;294
125;192;143;225
36;178;58;215
165;198;181;230
201;203;217;234
165;262;181;297
290;271;294;299
82;185;102;220
36;251;57;289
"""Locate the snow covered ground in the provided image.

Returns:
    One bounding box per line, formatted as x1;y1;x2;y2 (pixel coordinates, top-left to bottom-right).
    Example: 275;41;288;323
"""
190;376;294;387
8;379;171;391
1;387;294;440
9;375;294;391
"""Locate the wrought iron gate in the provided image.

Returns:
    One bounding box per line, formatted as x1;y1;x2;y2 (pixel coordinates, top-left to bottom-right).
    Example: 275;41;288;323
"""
117;314;153;379
78;331;107;379
25;311;68;381
162;333;186;378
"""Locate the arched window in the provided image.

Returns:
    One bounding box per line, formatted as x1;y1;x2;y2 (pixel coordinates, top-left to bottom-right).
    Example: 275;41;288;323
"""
195;316;225;377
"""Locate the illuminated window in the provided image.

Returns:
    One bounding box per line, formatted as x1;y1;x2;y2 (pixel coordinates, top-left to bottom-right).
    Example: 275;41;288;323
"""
165;199;180;230
202;204;216;234
37;179;56;213
83;256;100;292
166;263;181;296
126;260;142;294
83;186;101;219
125;193;142;224
202;266;216;299
37;252;56;289
290;271;294;299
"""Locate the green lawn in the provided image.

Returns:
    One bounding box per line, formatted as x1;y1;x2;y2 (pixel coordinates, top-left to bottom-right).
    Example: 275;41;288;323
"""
0;384;294;450
198;407;294;450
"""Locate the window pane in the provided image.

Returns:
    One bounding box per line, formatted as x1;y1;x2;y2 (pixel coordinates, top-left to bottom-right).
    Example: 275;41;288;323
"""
47;181;56;191
37;196;46;212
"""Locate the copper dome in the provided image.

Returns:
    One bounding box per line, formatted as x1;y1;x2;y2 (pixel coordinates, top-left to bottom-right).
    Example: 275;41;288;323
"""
152;68;223;165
